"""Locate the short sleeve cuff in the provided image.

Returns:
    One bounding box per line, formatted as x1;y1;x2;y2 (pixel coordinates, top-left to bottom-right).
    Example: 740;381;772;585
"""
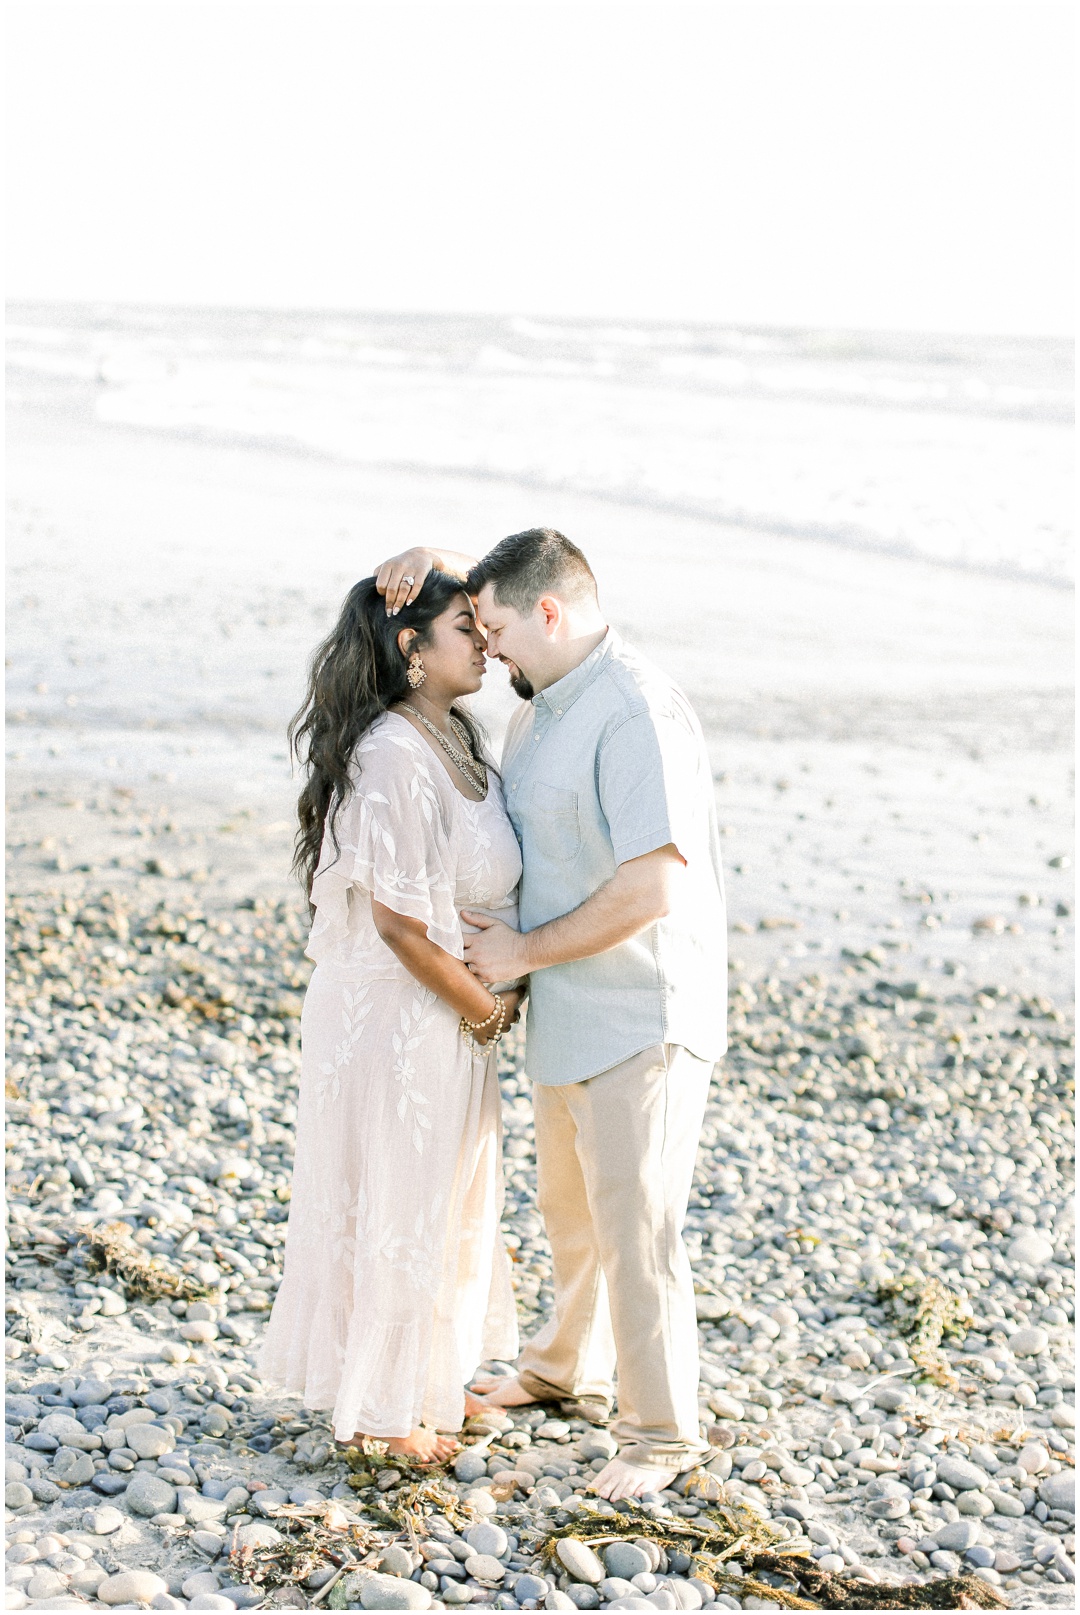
611;825;683;865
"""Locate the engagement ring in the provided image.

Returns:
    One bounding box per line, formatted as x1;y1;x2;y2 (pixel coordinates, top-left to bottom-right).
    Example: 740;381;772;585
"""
403;575;415;586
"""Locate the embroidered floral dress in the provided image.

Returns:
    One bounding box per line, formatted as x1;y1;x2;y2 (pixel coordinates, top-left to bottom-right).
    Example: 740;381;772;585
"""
260;713;522;1439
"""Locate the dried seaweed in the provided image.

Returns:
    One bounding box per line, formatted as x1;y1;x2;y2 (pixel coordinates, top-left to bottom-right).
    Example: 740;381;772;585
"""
762;1559;1009;1609
225;1468;487;1608
341;1441;470;1526
876;1274;973;1386
539;1495;1007;1610
539;1492;789;1563
228;1501;378;1601
80;1219;218;1302
366;1470;479;1536
540;1499;818;1606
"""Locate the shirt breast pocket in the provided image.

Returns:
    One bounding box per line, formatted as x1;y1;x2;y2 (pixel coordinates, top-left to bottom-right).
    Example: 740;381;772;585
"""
529;783;581;862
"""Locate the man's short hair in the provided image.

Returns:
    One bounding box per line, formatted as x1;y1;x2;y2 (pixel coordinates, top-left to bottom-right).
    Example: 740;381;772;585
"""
467;528;597;616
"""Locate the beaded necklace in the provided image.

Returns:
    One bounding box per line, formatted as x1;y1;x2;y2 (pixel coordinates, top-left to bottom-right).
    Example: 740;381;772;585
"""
401;706;488;798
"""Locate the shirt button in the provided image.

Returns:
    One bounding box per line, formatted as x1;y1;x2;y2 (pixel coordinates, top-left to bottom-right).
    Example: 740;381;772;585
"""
511;783;517;790
556;708;562;715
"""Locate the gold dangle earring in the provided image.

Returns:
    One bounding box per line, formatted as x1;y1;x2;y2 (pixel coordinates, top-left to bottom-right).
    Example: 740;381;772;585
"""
406;651;426;689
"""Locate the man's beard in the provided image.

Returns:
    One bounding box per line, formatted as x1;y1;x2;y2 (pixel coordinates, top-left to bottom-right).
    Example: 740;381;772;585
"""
507;665;534;701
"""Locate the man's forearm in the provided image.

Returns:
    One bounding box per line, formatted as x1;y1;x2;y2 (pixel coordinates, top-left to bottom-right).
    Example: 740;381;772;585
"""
522;870;666;971
462;848;681;984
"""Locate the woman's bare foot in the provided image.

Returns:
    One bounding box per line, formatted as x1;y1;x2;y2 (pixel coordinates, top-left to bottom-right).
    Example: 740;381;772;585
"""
387;1428;459;1463
469;1374;540;1408
339;1428;459;1464
589;1456;680;1502
464;1391;490;1417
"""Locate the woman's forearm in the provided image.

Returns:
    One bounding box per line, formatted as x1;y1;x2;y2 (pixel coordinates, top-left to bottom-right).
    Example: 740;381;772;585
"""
372;900;501;1023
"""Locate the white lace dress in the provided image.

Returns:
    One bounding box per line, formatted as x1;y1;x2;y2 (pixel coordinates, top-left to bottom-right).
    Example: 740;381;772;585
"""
260;712;523;1439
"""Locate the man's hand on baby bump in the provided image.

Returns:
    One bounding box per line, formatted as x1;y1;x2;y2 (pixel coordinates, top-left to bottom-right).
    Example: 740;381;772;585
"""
461;911;530;983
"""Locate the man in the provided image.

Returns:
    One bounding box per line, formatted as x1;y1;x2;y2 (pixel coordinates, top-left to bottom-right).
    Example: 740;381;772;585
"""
375;529;727;1500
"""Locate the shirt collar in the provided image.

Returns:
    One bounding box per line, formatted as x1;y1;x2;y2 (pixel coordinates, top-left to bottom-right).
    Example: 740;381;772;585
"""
534;628;615;718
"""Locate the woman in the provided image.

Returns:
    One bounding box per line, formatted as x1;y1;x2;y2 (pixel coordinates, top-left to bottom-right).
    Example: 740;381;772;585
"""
260;572;525;1461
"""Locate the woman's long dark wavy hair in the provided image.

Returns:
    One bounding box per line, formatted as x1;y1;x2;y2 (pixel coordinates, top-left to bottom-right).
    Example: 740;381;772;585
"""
289;572;487;899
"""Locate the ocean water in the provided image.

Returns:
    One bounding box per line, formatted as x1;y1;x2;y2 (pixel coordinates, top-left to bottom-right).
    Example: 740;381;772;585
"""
7;305;1074;999
7;304;1074;584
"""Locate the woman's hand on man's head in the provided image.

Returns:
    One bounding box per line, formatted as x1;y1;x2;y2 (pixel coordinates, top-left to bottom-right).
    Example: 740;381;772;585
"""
375;548;437;615
374;545;479;616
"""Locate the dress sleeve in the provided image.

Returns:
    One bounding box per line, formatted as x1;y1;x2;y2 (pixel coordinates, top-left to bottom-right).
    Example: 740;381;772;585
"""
307;725;463;961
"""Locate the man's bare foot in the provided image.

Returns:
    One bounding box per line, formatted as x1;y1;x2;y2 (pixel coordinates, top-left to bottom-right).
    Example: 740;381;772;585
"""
589;1456;679;1502
463;1391;490;1417
469;1374;540;1408
338;1428;458;1463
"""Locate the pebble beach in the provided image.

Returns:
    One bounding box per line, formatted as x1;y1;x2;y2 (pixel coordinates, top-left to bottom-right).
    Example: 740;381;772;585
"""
5;309;1074;1610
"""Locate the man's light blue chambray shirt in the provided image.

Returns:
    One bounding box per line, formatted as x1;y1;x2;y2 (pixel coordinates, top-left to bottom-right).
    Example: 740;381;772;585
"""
501;629;727;1086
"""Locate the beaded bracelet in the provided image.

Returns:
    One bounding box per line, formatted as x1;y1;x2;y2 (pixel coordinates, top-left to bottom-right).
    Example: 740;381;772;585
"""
460;993;506;1053
461;996;503;1033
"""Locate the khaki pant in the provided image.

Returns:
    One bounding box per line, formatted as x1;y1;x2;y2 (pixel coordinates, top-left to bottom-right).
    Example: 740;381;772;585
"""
518;1044;712;1470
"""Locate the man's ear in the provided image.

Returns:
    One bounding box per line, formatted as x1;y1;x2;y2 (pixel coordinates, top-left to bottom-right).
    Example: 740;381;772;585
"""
536;595;563;634
397;626;417;659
